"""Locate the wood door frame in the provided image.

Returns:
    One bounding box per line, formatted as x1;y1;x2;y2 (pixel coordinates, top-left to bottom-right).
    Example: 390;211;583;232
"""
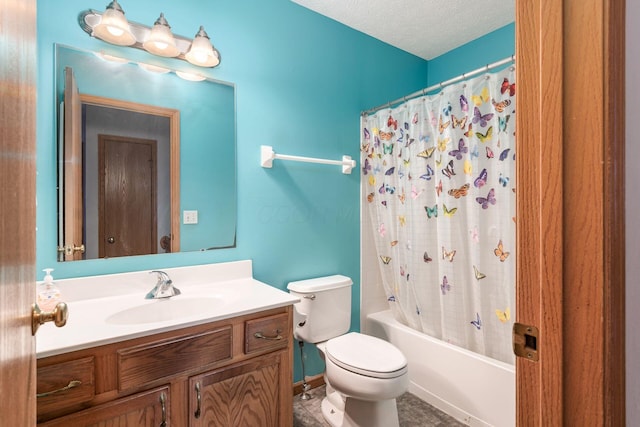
80;94;181;252
98;134;158;258
516;0;625;424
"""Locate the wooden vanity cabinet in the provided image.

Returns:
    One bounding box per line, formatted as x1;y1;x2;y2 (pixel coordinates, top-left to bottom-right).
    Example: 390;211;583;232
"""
36;306;293;427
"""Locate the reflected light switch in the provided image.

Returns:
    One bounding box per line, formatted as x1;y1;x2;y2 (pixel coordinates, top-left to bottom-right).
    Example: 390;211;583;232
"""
183;210;198;224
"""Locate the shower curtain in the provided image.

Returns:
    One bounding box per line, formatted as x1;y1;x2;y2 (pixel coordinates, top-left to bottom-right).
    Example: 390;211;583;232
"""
362;67;516;364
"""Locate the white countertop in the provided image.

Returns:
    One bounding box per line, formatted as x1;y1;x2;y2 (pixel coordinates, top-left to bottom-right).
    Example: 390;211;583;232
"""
36;261;299;358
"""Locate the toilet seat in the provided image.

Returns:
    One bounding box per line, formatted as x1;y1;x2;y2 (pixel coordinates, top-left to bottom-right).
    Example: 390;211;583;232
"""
325;332;408;379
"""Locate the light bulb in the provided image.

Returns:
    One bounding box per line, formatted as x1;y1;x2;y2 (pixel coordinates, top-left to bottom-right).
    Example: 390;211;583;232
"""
153;41;169;51
193;50;208;64
107;26;124;37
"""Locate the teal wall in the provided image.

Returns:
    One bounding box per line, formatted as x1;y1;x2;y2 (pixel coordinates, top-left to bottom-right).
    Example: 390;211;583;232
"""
427;23;515;85
36;0;514;382
36;0;429;381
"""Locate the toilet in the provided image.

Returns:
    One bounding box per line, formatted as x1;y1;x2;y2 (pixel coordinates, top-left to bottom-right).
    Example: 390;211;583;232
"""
287;275;409;427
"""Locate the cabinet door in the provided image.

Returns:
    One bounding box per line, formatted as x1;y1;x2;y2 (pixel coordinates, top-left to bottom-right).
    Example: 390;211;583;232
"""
39;386;169;427
190;353;281;427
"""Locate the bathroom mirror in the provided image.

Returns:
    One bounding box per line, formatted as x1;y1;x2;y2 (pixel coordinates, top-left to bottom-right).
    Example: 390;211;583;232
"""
55;44;236;261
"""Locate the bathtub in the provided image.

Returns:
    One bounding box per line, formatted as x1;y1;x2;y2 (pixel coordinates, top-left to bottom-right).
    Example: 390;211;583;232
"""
366;310;515;427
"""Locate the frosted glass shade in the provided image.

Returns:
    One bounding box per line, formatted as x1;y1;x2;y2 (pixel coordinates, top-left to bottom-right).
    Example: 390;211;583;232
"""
143;13;179;58
185;26;220;67
91;0;135;46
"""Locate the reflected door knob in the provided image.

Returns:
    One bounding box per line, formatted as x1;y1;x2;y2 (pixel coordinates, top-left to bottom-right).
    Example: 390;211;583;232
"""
107;237;115;244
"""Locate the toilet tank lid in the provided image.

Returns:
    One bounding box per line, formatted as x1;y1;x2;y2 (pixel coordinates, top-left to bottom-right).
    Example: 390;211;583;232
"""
287;275;353;293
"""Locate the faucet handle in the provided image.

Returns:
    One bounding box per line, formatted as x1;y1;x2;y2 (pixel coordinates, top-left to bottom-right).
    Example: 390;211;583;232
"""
147;270;180;299
150;270;172;284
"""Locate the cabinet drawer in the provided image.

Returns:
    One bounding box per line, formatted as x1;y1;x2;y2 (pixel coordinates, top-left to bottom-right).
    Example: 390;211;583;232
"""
118;325;232;391
245;313;289;354
37;356;95;421
39;385;169;427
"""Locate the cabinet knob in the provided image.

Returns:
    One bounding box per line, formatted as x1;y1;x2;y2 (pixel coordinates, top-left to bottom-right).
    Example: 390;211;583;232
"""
107;237;116;244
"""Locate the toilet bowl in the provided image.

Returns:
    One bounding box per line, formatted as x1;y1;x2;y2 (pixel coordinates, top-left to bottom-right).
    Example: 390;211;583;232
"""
287;275;409;427
317;332;409;427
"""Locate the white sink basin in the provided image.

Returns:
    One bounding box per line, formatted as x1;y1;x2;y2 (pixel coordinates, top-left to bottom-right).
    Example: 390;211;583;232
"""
105;297;222;325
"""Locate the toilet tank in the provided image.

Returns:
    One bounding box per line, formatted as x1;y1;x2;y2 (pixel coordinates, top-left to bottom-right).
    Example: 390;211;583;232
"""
287;275;353;343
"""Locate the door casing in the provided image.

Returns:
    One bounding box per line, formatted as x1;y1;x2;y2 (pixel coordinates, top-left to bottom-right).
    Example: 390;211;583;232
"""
515;0;625;424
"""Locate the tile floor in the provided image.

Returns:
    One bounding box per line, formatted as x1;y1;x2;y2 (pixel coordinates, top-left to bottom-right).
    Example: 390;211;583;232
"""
293;385;466;427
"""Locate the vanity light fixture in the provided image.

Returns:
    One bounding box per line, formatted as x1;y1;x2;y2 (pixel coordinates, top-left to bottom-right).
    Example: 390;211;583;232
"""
91;0;136;46
143;13;179;58
79;3;221;68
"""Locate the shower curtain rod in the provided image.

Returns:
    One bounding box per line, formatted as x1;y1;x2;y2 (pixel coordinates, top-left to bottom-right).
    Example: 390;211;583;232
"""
362;54;515;116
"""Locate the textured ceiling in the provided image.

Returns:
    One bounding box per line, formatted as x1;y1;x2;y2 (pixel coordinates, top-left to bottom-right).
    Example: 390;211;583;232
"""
291;0;515;60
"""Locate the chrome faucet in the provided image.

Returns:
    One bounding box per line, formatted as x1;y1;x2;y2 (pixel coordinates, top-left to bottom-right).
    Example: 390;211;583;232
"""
146;270;181;299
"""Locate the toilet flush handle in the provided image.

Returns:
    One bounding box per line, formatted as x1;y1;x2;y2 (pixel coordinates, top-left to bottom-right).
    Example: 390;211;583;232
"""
303;294;316;300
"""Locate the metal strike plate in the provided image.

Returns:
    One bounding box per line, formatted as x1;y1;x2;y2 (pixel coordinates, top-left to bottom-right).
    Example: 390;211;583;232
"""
513;322;539;361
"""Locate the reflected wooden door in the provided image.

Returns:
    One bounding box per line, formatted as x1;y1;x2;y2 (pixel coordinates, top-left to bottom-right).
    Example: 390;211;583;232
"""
63;67;84;261
98;135;157;258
